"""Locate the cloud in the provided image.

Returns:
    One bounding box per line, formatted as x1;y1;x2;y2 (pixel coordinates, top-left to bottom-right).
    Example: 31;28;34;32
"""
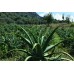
53;14;62;20
53;14;74;21
38;12;49;17
70;16;74;22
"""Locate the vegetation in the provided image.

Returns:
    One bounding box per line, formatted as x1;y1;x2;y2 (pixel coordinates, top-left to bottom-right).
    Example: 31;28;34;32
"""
0;12;74;61
9;26;63;61
56;27;74;56
0;24;74;61
0;12;45;24
44;13;54;26
65;16;70;24
0;12;71;25
43;13;71;24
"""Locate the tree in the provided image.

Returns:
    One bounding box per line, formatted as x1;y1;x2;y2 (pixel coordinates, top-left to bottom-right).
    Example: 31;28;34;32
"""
44;13;54;26
66;16;70;24
62;14;64;20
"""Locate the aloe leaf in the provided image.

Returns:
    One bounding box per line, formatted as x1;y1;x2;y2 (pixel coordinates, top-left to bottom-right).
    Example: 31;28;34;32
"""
45;51;74;61
41;36;45;46
33;43;38;50
27;29;38;43
38;29;43;43
61;51;74;60
42;27;59;51
33;43;41;52
17;25;33;45
59;58;72;61
25;56;32;61
44;41;62;53
38;27;47;43
51;51;74;61
49;54;61;61
25;56;41;61
32;43;43;57
20;34;33;48
44;45;54;53
8;49;31;55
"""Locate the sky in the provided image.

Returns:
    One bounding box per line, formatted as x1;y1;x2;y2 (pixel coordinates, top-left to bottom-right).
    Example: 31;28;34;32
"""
37;12;74;21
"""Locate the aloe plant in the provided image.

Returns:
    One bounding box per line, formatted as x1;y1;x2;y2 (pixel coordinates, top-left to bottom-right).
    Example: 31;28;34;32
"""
8;26;74;61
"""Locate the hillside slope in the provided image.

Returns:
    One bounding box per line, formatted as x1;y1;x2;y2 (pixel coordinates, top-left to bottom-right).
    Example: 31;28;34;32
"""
0;12;45;24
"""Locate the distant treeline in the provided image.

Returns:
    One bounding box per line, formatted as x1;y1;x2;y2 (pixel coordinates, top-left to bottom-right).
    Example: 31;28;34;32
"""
43;13;71;25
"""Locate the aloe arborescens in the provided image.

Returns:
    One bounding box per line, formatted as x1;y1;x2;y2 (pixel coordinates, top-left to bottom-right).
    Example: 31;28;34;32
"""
9;26;74;61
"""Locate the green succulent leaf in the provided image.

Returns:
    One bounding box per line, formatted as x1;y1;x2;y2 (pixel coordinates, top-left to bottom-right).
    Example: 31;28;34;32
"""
27;29;38;43
41;36;45;46
58;58;72;61
20;35;33;48
44;41;62;53
61;51;74;60
32;43;43;57
33;43;41;51
42;27;59;51
38;27;47;43
17;25;33;45
25;56;42;61
44;45;54;53
49;54;61;61
38;29;43;43
8;49;31;55
25;56;32;61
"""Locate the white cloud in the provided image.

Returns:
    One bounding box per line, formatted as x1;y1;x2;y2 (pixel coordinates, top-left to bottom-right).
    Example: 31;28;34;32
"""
53;14;74;21
53;14;62;20
39;12;49;17
70;16;74;22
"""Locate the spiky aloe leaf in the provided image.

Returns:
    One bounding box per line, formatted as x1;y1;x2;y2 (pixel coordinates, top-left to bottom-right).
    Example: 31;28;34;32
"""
44;41;62;53
38;27;47;43
33;43;41;53
8;49;31;55
17;25;33;45
48;54;61;61
61;51;74;60
27;29;38;43
41;36;45;46
25;56;41;61
20;34;33;48
32;43;43;57
58;58;72;61
25;56;32;61
33;43;39;49
49;51;74;61
44;45;54;53
42;27;59;51
38;29;44;43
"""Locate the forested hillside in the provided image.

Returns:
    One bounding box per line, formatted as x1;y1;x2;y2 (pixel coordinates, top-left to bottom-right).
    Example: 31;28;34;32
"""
0;12;45;24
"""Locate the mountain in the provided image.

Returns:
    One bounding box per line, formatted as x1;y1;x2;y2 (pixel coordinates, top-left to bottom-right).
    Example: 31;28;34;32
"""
0;12;45;25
